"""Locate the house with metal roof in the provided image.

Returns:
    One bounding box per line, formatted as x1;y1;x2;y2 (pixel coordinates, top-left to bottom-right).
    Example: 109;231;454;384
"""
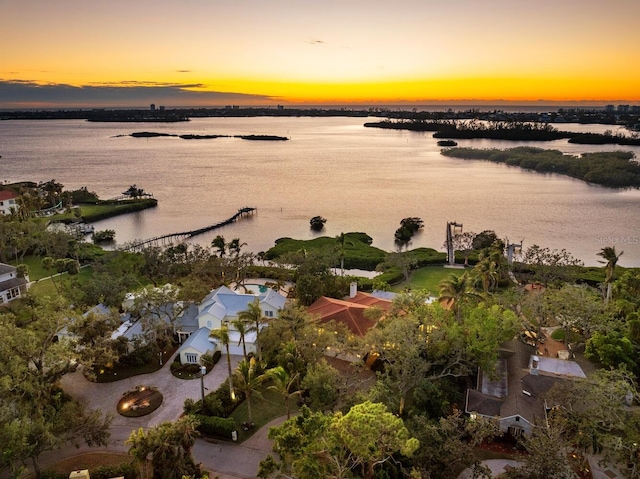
176;284;287;362
179;327;216;365
196;285;286;332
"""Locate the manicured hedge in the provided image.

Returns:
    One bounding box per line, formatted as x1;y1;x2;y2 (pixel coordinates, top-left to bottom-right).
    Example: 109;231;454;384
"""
92;463;139;479
192;414;236;439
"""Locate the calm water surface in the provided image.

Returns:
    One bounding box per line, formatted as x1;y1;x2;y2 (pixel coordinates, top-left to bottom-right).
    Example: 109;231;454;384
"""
1;117;639;266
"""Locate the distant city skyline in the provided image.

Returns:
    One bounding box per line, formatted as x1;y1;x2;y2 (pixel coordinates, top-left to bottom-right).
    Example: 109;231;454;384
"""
2;0;639;108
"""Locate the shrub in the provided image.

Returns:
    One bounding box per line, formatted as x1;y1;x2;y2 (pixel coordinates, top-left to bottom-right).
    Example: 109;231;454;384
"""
202;352;215;368
193;414;236;439
92;463;139;479
184;398;199;416
211;350;222;365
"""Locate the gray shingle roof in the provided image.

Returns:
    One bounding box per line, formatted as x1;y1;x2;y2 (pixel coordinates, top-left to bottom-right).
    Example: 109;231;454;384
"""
0;263;17;276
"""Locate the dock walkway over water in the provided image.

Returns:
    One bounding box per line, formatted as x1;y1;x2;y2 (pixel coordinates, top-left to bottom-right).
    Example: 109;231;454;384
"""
123;207;256;251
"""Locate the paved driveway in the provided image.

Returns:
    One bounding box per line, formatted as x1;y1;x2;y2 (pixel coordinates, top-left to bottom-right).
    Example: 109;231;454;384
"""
33;352;276;479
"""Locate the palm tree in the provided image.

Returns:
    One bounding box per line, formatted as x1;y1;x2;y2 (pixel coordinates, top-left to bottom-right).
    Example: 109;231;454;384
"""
209;325;234;399
438;273;482;321
228;238;247;257
597;246;623;303
231;318;250;360
473;243;505;293
266;365;302;419
233;357;266;424
41;256;59;293
276;341;305;388
211;235;227;257
238;299;267;362
336;232;348;276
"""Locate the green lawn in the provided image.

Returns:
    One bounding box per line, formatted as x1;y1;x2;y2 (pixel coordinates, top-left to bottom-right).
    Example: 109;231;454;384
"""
9;255;49;280
27;265;94;296
391;265;468;295
230;387;299;442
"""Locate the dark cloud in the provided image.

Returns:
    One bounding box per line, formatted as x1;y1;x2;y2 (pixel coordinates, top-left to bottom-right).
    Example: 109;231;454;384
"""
306;39;325;45
176;70;192;73
0;80;276;108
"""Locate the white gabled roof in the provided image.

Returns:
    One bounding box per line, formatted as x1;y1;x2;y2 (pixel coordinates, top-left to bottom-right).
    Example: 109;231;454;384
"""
259;288;286;309
178;327;213;354
197;285;284;324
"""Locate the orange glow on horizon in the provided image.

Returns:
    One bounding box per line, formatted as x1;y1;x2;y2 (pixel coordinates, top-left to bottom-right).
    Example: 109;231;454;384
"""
190;76;640;105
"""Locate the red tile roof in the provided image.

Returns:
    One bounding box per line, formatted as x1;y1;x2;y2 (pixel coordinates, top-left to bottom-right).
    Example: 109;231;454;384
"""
0;190;18;201
307;293;391;336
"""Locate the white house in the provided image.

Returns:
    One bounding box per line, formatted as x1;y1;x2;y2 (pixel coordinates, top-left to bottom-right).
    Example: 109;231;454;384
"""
176;285;286;363
179;327;216;365
0;191;19;216
0;263;30;305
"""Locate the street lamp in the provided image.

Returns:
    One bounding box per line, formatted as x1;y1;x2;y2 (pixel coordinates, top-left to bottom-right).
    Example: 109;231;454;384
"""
200;364;207;403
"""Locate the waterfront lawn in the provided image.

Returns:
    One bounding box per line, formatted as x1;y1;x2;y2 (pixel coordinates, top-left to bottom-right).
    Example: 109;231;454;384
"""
266;232;386;270
28;265;94;296
230;388;299;442
391;265;467;295
9;255;49;280
47;198;157;223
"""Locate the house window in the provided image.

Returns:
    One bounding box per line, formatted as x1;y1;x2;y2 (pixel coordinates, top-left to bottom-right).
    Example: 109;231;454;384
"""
508;426;524;438
7;287;20;300
207;320;212;328
264;310;274;318
185;353;198;364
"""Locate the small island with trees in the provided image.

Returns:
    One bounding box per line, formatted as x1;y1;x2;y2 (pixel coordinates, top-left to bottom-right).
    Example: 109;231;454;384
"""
126;132;289;141
365;119;640;145
441;146;640;188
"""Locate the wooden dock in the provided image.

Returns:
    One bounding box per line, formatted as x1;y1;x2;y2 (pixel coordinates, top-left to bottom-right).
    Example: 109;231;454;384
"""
123;207;256;251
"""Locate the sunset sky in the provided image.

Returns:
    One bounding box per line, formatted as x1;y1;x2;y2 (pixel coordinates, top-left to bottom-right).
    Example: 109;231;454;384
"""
2;0;639;108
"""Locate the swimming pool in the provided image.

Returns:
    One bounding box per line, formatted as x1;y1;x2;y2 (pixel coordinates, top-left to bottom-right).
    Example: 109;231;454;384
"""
241;283;269;295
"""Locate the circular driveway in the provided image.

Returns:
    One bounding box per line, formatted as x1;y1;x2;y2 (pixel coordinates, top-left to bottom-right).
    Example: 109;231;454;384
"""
34;353;276;479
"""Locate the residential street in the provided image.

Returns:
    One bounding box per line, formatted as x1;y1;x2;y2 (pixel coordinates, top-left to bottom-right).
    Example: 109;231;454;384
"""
31;352;280;479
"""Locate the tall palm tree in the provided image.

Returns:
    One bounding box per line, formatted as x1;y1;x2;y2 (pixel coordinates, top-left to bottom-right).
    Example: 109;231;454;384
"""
472;258;498;294
209;325;234;399
228;238;247;257
438;273;482;321
336;232;348;276
231;318;250;360
597;246;623;304
266;365;302;419
276;341;305;389
211;235;227;258
238;299;267;362
233;357;266;424
41;256;59;293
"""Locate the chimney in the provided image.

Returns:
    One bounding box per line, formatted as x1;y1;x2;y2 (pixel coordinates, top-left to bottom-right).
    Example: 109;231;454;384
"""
530;355;539;375
349;282;358;298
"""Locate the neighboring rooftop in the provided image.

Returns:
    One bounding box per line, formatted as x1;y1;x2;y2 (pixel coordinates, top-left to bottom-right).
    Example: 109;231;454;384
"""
307;291;392;336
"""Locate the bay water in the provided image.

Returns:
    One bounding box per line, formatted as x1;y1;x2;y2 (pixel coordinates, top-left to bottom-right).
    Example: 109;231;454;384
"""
1;117;639;267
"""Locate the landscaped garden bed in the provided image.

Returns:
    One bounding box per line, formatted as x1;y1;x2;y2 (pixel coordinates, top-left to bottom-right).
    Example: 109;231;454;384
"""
117;385;163;417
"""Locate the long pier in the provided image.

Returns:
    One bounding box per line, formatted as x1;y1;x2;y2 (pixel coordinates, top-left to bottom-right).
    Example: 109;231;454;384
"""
123;207;256;251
